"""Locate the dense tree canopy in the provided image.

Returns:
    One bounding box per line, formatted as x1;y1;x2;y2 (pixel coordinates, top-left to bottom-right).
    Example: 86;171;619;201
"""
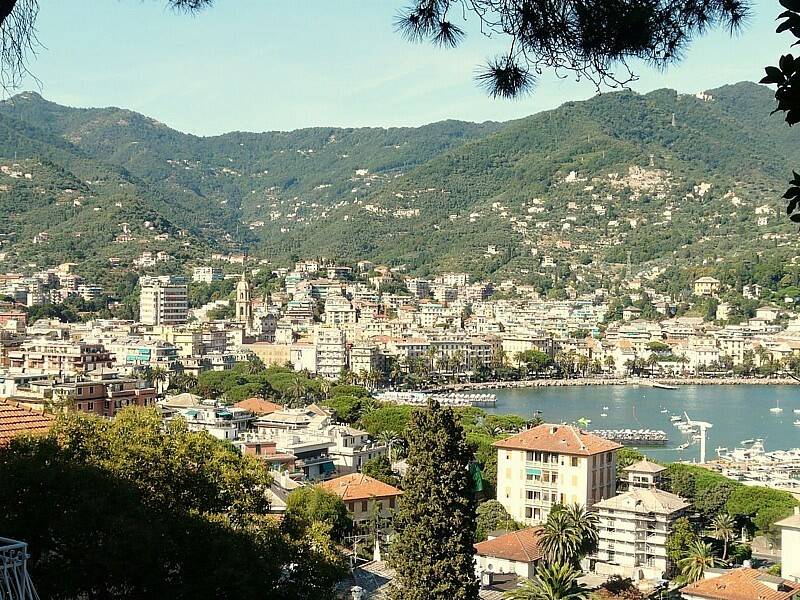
0;408;346;599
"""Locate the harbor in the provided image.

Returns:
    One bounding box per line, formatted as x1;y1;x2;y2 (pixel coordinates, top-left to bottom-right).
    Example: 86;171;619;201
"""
710;440;800;496
484;384;800;463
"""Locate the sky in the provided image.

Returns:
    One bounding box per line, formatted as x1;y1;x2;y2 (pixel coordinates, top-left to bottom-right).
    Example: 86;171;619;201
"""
14;0;793;136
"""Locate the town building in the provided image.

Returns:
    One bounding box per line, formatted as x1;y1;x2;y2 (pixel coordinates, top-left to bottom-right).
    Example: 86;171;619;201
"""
321;473;402;536
493;424;621;525
693;277;721;297
777;507;800;583
593;486;689;580
680;567;800;600
139;276;188;326
474;527;543;580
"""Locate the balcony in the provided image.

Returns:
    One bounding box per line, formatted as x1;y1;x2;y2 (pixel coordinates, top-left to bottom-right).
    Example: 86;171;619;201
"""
0;536;39;599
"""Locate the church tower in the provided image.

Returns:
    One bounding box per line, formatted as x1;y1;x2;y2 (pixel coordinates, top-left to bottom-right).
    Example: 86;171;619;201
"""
236;272;253;328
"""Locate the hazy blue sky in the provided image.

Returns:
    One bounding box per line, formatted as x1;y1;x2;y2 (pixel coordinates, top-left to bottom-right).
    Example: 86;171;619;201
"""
17;0;790;135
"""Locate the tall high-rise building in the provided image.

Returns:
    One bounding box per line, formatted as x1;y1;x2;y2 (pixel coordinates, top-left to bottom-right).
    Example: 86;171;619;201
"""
139;276;188;326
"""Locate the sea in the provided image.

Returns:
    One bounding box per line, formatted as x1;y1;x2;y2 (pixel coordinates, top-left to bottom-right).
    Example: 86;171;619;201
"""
483;384;800;463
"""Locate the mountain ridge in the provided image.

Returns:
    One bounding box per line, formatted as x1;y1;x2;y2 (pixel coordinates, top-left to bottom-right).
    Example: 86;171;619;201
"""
0;81;797;294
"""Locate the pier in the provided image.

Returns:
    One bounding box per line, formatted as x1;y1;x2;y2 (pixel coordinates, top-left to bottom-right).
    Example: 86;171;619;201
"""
377;391;497;408
592;429;669;446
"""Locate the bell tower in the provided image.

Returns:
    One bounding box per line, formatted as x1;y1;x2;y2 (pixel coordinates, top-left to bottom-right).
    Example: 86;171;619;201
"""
235;272;253;327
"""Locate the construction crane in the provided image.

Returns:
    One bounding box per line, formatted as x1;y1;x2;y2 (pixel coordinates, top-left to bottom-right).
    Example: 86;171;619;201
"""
684;412;713;464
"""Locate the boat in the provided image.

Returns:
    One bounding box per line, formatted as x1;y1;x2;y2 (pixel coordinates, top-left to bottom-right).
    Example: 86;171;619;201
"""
770;399;783;413
677;442;690;450
793;409;800;414
602;406;609;410
652;382;677;390
794;420;800;426
660;408;669;413
600;413;608;417
670;416;683;423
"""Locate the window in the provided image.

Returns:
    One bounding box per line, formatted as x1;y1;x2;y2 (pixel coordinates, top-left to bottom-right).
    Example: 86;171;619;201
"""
389;497;395;509
525;507;533;519
361;501;368;512
571;456;579;467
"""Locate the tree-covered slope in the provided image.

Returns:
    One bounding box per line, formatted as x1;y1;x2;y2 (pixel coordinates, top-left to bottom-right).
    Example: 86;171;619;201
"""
0;82;796;283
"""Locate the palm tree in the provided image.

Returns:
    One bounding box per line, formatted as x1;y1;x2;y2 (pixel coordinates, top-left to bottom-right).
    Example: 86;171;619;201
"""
246;355;265;375
288;376;307;408
577;355;589;377
646;353;660;376
604;355;615;374
503;563;588;600
377;430;402;461
709;513;736;561
678;541;720;583
150;366;168;396
558;503;599;560
319;378;331;400
538;509;581;567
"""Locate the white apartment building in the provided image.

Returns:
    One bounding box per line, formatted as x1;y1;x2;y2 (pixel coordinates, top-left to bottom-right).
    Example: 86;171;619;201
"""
494;424;621;525
192;266;223;283
594;486;689;580
324;294;357;326
139;276;188;326
315;327;347;380
778;508;800;583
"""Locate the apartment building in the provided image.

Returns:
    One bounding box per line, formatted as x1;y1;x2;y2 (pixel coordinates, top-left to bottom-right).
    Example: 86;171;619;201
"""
315;327;347;380
593;486;689;580
8;339;113;375
139;276;188;326
494;424;621;525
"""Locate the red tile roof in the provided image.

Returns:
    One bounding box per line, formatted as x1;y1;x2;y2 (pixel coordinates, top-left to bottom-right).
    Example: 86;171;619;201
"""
681;568;800;600
320;473;402;502
493;423;622;456
234;398;283;415
474;527;544;563
0;401;54;447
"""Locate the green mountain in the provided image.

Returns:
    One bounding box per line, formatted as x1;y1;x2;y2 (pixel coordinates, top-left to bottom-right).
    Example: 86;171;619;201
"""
0;82;796;289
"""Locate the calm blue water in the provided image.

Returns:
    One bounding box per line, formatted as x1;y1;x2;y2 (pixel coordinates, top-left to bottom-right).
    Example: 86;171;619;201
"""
484;385;800;462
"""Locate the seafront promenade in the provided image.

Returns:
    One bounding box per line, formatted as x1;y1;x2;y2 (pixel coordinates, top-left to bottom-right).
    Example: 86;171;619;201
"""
423;376;799;393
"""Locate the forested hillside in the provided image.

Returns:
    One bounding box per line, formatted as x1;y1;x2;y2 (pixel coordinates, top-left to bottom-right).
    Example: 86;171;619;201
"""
0;82;797;289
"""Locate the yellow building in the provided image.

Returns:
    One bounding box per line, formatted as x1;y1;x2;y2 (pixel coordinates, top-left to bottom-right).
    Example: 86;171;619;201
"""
494;424;621;525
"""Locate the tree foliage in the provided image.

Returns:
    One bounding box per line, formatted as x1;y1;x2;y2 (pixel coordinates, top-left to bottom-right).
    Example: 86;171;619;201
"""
0;407;346;599
389;399;479;600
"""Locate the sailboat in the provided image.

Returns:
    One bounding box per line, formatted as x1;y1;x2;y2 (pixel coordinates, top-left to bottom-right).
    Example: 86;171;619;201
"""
769;398;783;413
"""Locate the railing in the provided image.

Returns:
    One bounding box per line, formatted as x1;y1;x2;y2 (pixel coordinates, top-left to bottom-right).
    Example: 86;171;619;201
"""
0;537;39;600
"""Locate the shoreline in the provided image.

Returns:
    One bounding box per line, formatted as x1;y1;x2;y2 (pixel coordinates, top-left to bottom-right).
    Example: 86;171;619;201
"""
420;377;799;393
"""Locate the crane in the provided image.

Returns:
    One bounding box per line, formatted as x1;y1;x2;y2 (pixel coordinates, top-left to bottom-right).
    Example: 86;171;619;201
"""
684;412;713;464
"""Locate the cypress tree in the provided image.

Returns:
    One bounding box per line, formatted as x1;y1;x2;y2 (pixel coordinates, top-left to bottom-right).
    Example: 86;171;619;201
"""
389;399;478;600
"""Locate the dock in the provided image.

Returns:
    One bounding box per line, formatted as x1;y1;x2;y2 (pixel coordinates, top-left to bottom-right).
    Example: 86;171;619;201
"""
592;428;669;446
377;391;497;408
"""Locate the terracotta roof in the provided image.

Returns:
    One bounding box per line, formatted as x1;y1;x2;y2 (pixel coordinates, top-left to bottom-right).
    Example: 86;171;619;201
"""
234;398;283;415
0;401;54;446
595;487;689;515
624;459;666;474
493;423;622;456
681;568;800;600
474;527;544;563
320;473;402;502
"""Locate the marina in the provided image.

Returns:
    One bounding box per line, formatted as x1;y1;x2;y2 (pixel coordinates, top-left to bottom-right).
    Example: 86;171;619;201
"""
484;384;800;463
712;440;800;494
592;429;668;445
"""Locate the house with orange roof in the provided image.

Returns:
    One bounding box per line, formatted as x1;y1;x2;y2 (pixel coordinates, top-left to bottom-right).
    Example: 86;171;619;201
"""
474;527;544;579
680;567;800;600
321;473;402;535
234;397;283;416
494;423;621;525
0;401;54;447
